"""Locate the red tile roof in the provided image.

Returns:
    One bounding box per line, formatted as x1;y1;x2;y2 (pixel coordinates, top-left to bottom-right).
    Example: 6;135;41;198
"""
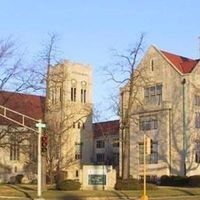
161;50;199;74
93;120;119;138
0;91;45;126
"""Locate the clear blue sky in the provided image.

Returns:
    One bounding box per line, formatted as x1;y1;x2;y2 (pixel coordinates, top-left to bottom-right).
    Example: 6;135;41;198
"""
1;0;200;120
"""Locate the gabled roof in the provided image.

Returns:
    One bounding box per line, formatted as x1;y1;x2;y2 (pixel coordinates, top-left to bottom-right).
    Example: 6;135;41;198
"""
93;120;119;138
160;50;199;74
0;91;45;126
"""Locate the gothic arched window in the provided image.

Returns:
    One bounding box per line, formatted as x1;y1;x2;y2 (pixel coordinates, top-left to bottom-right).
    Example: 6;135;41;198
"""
71;79;77;102
81;81;87;103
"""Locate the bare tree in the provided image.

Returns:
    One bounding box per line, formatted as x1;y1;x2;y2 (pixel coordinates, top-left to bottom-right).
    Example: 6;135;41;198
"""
33;34;93;189
0;37;37;148
105;34;146;179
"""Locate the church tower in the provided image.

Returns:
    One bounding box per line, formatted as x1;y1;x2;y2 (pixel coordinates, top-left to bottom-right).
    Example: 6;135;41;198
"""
46;60;93;180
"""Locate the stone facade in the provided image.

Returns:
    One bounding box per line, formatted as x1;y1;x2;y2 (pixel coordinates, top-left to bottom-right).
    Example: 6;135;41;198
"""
93;120;119;172
0;92;45;183
46;60;93;181
120;45;200;180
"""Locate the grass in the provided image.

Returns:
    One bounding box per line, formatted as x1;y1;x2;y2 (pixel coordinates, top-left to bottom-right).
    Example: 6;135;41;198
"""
1;184;200;199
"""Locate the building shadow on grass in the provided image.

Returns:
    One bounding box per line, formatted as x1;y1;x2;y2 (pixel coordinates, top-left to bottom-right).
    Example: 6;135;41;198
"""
174;187;196;196
59;197;82;200
111;190;132;199
7;184;33;200
58;190;131;200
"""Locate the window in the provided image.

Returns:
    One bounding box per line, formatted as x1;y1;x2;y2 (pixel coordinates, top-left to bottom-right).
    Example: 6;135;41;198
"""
144;84;162;104
139;115;158;131
73;122;76;128
96;140;105;148
71;88;76;102
75;154;81;160
139;141;158;164
51;88;56;104
50;86;62;104
112;138;119;147
77;122;81;129
75;170;79;177
75;142;82;160
96;153;105;163
14;166;17;173
150;59;154;71
29;136;37;162
81;89;87;103
195;142;200;163
71;79;77;102
194;95;200;106
113;153;119;166
195;112;200;128
60;87;63;102
10;136;20;161
81;81;87;103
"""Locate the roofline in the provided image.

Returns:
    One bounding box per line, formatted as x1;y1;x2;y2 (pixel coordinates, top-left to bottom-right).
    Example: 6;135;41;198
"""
190;59;200;74
0;90;45;98
151;45;184;75
93;119;119;125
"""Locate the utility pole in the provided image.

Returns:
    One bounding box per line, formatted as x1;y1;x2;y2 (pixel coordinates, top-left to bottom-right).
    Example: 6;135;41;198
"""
182;78;186;176
36;120;46;200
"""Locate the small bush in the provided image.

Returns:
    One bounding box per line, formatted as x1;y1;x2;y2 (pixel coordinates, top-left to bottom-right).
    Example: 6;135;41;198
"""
58;179;81;191
188;176;200;187
115;178;157;190
160;175;189;186
15;174;24;184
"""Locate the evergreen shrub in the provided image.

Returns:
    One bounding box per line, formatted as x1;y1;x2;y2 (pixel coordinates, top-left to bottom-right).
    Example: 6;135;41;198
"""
160;175;188;186
58;179;81;190
188;176;200;187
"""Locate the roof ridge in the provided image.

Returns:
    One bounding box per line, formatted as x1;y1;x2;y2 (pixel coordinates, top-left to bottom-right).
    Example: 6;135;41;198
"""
93;119;119;125
159;49;198;74
0;90;45;98
160;50;197;61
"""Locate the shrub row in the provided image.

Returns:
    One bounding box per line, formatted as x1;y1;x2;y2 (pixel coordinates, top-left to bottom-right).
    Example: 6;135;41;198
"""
115;175;200;190
160;175;200;187
115;178;157;190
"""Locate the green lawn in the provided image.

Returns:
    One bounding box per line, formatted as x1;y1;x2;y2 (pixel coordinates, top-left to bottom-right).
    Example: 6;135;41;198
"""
1;184;200;200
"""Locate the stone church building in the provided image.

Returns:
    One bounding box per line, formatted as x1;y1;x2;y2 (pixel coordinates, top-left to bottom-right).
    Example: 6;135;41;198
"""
1;45;200;184
0;60;119;184
120;45;200;181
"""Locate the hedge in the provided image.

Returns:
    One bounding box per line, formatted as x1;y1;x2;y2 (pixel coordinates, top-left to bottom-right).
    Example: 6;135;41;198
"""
115;178;157;190
160;175;200;187
188;176;200;187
